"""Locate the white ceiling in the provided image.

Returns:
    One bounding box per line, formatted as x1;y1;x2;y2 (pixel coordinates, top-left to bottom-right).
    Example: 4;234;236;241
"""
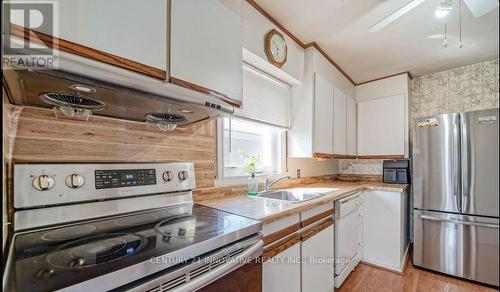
254;0;499;83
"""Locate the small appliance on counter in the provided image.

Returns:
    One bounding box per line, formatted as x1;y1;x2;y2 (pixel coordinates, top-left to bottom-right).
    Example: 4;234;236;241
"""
382;159;411;184
3;162;262;292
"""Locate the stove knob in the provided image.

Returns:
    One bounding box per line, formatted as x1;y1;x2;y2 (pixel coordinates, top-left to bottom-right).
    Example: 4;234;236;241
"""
33;175;55;191
178;171;189;181
36;268;55;280
162;171;172;182
66;174;85;189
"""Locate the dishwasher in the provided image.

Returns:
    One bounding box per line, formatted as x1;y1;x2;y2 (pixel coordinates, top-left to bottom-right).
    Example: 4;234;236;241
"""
334;192;363;288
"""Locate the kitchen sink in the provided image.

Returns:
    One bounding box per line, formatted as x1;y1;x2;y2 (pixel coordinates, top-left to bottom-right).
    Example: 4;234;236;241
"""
252;190;324;203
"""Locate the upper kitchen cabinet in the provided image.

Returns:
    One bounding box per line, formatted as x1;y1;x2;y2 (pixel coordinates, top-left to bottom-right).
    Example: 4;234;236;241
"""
289;47;355;158
356;73;410;158
346;95;357;156
333;88;347;156
170;0;243;105
11;0;168;79
314;73;334;155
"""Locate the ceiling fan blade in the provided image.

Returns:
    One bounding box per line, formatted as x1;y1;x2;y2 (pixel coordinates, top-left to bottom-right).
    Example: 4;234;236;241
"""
369;0;428;32
463;0;498;17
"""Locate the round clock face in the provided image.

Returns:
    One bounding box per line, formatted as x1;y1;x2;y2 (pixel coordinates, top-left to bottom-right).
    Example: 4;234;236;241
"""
270;33;287;63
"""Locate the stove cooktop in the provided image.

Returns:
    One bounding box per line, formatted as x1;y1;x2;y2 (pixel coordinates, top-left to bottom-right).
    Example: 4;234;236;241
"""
5;203;261;291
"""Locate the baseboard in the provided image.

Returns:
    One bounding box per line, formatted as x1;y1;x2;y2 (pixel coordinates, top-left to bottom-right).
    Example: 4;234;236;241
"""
360;244;411;275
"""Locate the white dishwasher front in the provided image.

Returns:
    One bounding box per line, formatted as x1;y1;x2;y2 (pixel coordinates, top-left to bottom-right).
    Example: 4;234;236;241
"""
334;192;362;288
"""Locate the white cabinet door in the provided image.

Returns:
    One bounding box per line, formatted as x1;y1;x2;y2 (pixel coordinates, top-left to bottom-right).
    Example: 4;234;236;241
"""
333;88;347;155
263;242;301;292
170;0;242;103
357;94;405;156
362;190;405;272
302;224;335;292
346;95;357;156
38;0;167;71
313;73;334;154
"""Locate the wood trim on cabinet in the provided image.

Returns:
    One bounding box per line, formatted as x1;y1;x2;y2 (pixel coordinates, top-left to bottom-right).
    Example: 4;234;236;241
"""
263;222;301;246
301;209;334;228
245;0;415;86
169;77;241;108
301;218;334;242
9;23;167;80
304;42;357;85
244;0;356;85
262;234;301;261
313;153;355;159
356;71;413;86
314;153;405;160
356;155;405;160
245;0;306;48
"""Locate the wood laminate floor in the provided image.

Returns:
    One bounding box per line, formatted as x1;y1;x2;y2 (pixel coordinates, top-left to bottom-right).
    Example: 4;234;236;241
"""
338;260;498;292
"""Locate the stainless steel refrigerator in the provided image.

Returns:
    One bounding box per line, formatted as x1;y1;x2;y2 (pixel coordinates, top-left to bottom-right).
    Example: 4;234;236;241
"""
413;108;499;286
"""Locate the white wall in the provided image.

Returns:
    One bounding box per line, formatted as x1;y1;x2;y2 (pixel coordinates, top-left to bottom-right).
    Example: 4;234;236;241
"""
286;158;339;178
242;1;304;83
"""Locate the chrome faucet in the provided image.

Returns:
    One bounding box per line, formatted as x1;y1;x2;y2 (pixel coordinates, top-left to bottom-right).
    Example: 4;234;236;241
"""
264;175;291;192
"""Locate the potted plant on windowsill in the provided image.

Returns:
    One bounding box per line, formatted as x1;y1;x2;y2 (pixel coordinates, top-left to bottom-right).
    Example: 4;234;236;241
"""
240;151;259;196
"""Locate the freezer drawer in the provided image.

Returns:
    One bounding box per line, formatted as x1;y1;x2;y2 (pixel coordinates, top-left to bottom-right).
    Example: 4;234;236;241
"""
413;210;499;286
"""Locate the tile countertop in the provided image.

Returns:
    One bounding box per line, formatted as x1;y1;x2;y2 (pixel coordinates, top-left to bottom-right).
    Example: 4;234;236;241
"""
197;180;408;224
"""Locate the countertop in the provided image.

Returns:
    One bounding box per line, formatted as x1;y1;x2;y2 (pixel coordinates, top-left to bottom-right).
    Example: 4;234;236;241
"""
198;180;408;224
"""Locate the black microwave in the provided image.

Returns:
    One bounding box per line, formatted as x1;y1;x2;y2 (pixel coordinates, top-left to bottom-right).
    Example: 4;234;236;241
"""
383;159;410;184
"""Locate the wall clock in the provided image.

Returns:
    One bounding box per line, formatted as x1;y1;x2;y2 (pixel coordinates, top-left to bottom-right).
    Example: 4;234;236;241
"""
265;29;287;68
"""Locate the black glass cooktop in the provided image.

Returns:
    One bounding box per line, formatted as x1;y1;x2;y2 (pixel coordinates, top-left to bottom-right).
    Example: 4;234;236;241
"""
6;204;260;291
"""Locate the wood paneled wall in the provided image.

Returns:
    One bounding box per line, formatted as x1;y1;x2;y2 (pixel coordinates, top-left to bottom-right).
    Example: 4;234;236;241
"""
6;106;217;189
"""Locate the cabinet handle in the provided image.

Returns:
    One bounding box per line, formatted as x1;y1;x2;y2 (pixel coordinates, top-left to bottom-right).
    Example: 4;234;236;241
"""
300;218;334;242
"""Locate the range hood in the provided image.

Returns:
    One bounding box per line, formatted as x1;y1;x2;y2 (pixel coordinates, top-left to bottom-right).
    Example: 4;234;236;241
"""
3;49;234;129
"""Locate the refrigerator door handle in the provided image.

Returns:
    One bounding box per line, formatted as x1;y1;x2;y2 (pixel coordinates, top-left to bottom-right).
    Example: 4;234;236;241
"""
460;113;470;213
419;214;499;229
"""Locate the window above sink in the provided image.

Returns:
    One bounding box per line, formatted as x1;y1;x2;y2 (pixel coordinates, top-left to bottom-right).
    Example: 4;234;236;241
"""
217;117;285;184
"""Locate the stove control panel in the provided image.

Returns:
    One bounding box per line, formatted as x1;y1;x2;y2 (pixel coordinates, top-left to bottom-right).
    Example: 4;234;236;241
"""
13;163;196;209
95;169;157;189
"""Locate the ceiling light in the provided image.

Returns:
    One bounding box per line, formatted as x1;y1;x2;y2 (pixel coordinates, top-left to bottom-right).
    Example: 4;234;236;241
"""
435;8;450;18
435;1;454;18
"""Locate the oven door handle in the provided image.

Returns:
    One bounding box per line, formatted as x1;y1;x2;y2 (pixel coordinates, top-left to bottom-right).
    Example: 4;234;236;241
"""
171;238;263;292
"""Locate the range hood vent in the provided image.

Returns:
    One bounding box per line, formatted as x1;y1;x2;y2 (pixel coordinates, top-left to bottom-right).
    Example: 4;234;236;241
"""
40;92;107;111
145;112;188;131
3;49;234;128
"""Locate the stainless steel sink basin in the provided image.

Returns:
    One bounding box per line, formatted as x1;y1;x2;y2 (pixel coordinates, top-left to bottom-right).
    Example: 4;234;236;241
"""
253;190;324;203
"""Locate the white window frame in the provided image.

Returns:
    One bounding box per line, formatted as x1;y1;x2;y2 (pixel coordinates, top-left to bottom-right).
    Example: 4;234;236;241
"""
215;117;286;186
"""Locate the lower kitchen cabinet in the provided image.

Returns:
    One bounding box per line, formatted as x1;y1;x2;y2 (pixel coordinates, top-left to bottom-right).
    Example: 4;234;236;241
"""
262;240;301;292
362;190;409;272
301;223;335;292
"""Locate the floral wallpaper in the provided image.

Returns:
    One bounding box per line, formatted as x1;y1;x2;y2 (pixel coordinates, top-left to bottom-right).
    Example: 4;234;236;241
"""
340;58;499;176
410;58;499;118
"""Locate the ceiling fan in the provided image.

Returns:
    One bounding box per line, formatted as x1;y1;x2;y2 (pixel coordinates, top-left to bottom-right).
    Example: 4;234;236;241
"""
369;0;499;32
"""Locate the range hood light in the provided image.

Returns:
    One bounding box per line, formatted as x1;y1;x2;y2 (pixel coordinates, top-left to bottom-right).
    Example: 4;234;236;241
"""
69;84;97;94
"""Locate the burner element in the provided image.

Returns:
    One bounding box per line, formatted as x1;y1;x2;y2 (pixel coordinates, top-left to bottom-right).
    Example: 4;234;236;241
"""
46;233;146;269
114;214;159;227
154;213;230;239
41;225;97;241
